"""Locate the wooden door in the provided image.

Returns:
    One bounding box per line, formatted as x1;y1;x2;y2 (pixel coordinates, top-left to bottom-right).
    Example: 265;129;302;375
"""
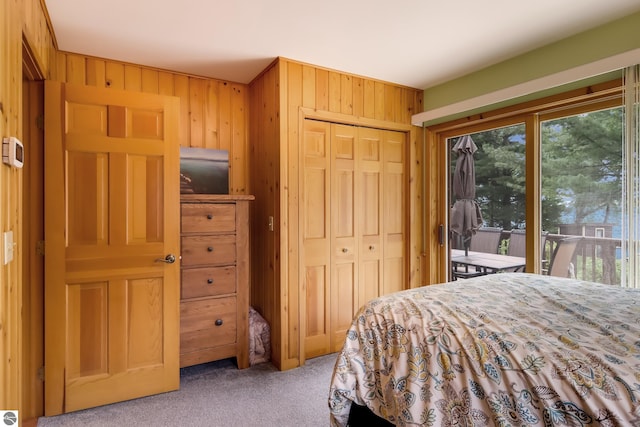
382;130;406;295
358;127;384;304
301;120;332;358
330;124;358;353
44;82;181;415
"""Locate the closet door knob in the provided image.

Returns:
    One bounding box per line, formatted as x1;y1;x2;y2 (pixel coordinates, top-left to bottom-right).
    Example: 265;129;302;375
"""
215;319;223;326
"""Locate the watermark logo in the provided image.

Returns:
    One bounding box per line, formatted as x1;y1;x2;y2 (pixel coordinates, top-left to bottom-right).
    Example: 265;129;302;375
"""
0;411;18;426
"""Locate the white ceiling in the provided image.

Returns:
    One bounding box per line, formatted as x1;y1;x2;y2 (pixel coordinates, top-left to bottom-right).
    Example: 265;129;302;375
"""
44;0;640;90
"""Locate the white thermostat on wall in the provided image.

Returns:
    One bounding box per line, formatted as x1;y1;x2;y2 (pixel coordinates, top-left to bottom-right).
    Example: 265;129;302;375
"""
2;137;24;168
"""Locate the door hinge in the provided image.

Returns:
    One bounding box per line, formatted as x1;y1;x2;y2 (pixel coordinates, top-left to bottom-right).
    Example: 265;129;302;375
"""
36;240;45;256
35;114;45;130
38;366;44;382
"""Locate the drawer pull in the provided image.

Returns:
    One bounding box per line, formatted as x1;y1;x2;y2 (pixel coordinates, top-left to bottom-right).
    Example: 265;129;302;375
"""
207;246;214;252
207;214;213;220
207;278;214;284
342;248;348;253
215;319;223;326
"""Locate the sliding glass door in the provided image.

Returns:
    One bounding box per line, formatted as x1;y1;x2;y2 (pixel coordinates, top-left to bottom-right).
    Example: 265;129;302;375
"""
445;120;548;280
540;104;624;285
430;74;640;287
443;103;625;285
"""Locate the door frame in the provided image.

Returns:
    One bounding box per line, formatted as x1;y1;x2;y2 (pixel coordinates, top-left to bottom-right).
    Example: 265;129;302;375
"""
21;35;46;424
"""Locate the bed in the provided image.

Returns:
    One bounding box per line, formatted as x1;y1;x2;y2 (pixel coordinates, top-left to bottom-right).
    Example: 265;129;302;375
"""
328;273;640;426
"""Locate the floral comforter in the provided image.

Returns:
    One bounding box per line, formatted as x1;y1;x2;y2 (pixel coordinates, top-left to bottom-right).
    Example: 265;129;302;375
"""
328;273;640;426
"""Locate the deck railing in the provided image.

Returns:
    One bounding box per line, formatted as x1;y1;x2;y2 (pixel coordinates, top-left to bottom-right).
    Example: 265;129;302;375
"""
500;231;622;285
545;234;621;285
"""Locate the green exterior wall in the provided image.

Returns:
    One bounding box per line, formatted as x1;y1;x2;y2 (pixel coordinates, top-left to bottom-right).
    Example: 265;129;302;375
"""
422;11;640;123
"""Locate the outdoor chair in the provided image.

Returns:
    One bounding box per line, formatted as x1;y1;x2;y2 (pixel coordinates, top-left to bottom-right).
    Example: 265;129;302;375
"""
507;229;526;257
506;229;548;272
548;236;582;278
504;229;526;272
469;227;503;254
452;226;503;280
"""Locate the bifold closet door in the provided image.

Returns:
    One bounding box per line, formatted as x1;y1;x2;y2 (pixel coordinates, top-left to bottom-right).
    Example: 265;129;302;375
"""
301;121;360;357
329;124;360;353
302;120;332;358
382;130;405;295
301;119;405;359
357;127;384;306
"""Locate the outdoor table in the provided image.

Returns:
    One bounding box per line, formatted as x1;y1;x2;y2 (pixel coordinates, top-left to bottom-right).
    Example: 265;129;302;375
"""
451;249;526;275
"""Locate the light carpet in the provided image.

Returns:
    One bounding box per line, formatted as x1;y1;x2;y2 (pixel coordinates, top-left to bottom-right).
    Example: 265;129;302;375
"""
37;353;339;427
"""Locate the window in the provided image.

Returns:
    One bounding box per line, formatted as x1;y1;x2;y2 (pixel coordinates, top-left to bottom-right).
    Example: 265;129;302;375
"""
426;77;638;287
541;106;623;285
447;124;530;262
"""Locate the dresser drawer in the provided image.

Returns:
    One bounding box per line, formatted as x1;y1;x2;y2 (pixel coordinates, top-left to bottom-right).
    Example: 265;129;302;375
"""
181;234;236;266
181;203;236;234
180;297;237;353
181;266;236;299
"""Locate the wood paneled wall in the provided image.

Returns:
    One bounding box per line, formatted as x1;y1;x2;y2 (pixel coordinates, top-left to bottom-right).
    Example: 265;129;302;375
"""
3;2;425;419
1;0;54;420
249;57;424;370
52;52;251;195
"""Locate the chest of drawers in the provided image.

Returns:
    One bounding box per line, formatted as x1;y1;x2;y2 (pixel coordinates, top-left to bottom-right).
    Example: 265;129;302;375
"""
179;194;254;368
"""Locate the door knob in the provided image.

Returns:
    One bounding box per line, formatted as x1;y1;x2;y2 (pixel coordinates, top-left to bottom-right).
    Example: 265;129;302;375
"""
155;254;176;264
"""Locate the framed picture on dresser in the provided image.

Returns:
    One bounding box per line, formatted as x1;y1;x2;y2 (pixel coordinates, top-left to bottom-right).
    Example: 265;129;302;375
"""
179;147;229;194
